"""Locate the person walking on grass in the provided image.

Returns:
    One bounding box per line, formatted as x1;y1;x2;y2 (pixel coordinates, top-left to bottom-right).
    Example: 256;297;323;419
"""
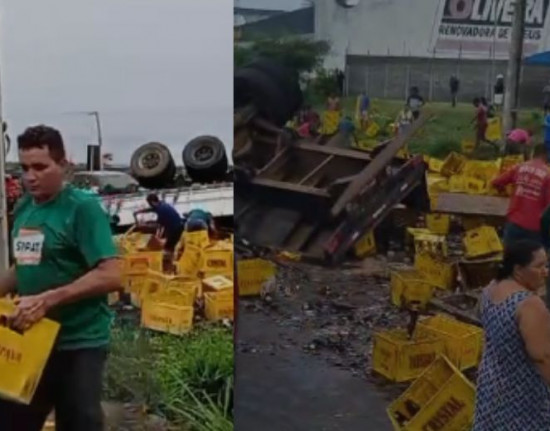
406;86;424;121
0;125;121;431
473;240;550;430
449;75;459;107
472;97;489;147
492;144;550;246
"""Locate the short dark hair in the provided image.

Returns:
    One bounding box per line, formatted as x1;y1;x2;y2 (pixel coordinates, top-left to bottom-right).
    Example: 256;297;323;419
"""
17;125;65;162
146;193;160;204
497;239;544;280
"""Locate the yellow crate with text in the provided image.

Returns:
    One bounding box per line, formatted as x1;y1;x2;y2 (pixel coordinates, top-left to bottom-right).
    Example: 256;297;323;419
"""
460;139;475;155
202;274;234;294
387;356;475;431
463;225;503;258
320;110;341;135
425;213;450;235
464;176;487;195
354;230;377;258
237;258;277;297
201;243;234;276
372;329;445;383
414;253;456;291
416;314;484;370
204;290;234;321
142;270;171;299
177;244;204;278
141;299;193;335
426;174;448;210
413;232;448;258
440;152;467;177
428;158;444;174
123;251;163;276
390;270;436;309
365;121;380;138
0;299;60;404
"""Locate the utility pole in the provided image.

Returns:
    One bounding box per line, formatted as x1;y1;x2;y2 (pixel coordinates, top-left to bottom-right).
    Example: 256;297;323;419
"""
87;111;103;170
0;65;10;271
502;0;527;135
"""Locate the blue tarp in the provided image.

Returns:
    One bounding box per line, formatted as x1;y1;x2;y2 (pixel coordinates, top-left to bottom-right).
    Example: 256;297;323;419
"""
524;51;550;65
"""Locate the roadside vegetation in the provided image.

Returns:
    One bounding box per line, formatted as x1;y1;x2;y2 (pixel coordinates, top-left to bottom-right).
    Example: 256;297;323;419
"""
103;318;233;431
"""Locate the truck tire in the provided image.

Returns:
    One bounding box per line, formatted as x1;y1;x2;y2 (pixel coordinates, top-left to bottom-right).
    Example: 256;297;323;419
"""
130;142;175;189
182;135;228;183
247;59;303;117
235;67;289;126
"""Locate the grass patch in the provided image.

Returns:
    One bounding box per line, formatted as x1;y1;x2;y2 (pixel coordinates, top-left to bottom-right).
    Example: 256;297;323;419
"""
316;97;544;158
103;322;234;430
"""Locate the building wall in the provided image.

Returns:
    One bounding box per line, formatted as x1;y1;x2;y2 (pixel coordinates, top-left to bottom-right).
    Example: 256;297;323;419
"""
346;55;550;107
314;0;550;69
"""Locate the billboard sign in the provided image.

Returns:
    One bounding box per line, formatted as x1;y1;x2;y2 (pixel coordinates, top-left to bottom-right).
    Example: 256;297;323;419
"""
431;0;550;57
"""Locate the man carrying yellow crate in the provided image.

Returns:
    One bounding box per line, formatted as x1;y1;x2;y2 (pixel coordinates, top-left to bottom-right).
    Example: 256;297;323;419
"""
0;125;121;430
135;193;184;259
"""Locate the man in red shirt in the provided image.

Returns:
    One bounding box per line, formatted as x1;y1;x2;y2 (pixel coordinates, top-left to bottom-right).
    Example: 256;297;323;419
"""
492;144;550;245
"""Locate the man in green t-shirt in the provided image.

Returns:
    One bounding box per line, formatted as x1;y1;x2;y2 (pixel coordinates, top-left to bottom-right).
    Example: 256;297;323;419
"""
0;125;121;430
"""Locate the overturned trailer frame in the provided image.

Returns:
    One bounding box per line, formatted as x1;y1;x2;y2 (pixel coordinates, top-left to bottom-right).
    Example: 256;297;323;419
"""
234;60;431;264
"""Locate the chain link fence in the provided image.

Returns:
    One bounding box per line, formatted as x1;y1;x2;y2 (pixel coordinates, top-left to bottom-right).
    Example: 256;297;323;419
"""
345;55;550;109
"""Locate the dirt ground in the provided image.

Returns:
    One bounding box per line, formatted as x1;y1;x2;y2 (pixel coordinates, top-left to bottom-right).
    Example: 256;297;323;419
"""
234;258;414;431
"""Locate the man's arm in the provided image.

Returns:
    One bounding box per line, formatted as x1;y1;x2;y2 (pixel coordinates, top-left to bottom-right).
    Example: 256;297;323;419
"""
491;165;518;190
0;267;16;297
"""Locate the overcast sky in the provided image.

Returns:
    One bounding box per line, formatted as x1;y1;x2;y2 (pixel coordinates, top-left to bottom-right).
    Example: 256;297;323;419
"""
0;0;233;164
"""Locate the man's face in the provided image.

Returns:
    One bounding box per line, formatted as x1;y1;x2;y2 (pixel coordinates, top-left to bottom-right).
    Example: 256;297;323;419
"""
19;147;65;201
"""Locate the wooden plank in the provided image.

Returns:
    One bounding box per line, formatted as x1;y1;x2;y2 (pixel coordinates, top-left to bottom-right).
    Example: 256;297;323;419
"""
428;298;481;326
435;193;509;217
330;113;429;218
298;155;335;185
294;142;372;160
249;178;330;198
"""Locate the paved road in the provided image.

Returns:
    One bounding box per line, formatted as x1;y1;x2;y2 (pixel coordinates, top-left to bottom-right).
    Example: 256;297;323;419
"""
235;307;393;431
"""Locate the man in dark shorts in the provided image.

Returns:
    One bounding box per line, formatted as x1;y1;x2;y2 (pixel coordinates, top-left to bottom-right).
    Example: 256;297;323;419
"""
135;193;184;256
0;125;121;430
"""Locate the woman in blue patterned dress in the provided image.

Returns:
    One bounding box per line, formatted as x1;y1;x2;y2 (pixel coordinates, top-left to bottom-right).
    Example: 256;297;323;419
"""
474;240;550;430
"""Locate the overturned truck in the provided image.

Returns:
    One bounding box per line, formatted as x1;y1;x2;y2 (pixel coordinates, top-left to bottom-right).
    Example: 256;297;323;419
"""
234;60;431;265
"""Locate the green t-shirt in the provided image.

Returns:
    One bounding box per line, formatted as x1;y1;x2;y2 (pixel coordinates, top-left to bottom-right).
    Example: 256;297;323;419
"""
12;185;118;350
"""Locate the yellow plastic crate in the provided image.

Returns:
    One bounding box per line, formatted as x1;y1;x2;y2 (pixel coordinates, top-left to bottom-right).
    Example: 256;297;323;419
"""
202;275;233;293
460;139;475;155
177;244;204;277
428;158;443;173
204;290;234;321
123;251;163;276
416;314;483;370
387;355;475;431
414;253;455;291
390;270;435;309
320;110;341;135
413;233;448;257
141;300;193;335
500;154;524;172
149;288;195;307
440;152;467;177
354;230;377;258
463;225;503;258
166;276;202;298
372;329;444;382
183;230;210;249
448;175;467;193
237;258;277;297
425;213;450;235
462;160;501;182
0;300;60;404
464;176;487;195
201;245;233;275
